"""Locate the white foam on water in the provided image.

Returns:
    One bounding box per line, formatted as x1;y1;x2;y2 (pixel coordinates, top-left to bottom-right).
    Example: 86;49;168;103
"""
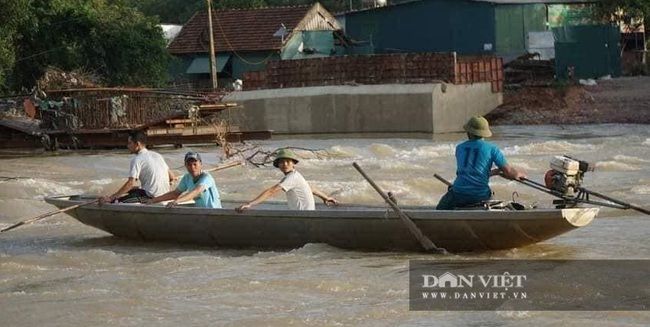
612;154;650;164
595;160;641;172
374;179;439;205
92;178;115;185
288;243;351;258
630;184;650;195
15;179;82;200
336;182;387;205
502;141;597;156
506;160;538;172
290;148;331;160
397;144;454;160
328;145;360;158
368;143;397;157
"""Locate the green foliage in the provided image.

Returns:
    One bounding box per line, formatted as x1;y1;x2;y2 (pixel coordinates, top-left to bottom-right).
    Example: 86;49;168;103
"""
592;1;649;73
127;0;365;23
0;0;389;91
0;0;33;91
592;0;650;31
593;0;650;19
125;0;206;24
214;0;267;10
1;0;171;91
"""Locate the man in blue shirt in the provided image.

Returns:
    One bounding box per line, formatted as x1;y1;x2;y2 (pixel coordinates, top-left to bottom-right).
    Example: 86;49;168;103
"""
436;116;526;210
147;152;222;208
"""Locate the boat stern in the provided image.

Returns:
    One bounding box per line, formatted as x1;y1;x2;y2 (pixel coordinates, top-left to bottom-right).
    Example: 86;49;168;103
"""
562;207;599;227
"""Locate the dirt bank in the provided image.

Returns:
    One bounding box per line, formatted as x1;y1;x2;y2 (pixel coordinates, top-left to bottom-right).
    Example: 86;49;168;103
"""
486;76;650;125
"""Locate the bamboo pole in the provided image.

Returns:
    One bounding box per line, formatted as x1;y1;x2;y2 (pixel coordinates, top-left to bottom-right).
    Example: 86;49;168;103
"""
1;199;99;234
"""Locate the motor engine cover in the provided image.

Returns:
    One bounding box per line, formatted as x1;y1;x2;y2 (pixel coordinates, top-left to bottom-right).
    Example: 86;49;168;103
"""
546;156;593;197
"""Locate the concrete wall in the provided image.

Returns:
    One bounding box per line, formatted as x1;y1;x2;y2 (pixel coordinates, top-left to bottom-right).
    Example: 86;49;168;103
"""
432;83;503;134
223;83;501;135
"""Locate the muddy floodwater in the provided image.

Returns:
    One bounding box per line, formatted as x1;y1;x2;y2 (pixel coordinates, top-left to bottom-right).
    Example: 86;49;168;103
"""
1;124;648;326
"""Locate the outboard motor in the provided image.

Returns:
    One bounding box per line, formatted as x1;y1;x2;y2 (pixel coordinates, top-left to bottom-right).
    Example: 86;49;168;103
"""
508;155;648;214
544;155;594;197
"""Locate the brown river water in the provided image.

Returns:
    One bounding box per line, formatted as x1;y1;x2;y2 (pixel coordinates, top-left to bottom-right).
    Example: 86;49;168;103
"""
1;124;648;326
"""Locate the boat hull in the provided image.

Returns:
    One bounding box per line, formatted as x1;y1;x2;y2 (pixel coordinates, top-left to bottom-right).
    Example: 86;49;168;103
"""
44;196;598;253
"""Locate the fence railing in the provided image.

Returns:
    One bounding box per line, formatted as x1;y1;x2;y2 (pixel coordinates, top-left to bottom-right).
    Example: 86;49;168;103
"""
43;89;200;130
243;53;503;92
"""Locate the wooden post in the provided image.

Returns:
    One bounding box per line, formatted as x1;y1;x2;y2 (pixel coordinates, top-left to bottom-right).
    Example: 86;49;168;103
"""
207;0;218;91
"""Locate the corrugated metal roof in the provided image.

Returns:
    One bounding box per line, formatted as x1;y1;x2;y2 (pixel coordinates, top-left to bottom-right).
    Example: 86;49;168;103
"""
472;0;593;4
185;54;231;74
340;0;594;16
168;4;342;55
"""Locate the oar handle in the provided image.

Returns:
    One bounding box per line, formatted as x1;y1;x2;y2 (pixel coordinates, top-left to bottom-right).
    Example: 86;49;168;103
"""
173;161;244;181
433;174;452;187
204;161;244;173
353;162;445;254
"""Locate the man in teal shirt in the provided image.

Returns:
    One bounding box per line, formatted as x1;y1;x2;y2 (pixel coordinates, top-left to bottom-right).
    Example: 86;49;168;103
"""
436;116;526;210
148;152;221;208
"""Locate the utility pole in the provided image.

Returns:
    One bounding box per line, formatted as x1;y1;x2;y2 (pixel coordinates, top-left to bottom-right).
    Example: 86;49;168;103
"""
641;18;650;69
207;0;218;91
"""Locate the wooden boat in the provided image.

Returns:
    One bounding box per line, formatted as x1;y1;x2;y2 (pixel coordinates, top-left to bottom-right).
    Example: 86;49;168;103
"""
43;195;598;253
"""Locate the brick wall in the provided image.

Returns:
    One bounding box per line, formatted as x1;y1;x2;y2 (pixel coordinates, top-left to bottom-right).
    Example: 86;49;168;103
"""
243;53;503;92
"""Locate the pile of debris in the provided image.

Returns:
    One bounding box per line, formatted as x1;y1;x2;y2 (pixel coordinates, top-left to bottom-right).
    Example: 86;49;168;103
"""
37;66;102;91
504;53;555;87
0;98;22;117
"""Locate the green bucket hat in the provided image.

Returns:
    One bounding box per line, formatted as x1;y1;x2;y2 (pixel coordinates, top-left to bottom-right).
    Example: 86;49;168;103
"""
273;149;299;167
463;116;492;138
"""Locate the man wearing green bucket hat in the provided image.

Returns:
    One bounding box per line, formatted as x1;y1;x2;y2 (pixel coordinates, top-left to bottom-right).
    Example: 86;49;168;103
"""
235;149;338;212
436;116;526;210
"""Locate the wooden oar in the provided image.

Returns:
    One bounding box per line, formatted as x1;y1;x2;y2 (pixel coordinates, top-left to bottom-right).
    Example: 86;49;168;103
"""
353;162;446;254
1;198;99;234
173;161;244;181
434;173;452;187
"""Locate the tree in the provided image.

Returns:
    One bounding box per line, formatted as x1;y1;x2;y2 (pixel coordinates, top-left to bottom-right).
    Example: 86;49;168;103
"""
126;0;207;24
0;0;33;91
213;0;267;10
593;0;649;66
127;0;267;24
127;0;364;24
6;0;171;91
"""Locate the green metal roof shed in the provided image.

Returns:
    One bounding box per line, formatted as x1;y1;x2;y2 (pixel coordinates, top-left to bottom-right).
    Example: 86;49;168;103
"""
341;0;597;59
343;0;497;55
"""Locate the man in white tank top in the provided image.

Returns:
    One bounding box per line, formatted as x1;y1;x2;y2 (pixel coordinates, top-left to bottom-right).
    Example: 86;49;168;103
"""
100;131;175;204
235;149;338;212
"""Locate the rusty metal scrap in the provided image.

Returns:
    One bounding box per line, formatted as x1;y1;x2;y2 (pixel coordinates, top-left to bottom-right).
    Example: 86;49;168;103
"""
43;89;198;130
